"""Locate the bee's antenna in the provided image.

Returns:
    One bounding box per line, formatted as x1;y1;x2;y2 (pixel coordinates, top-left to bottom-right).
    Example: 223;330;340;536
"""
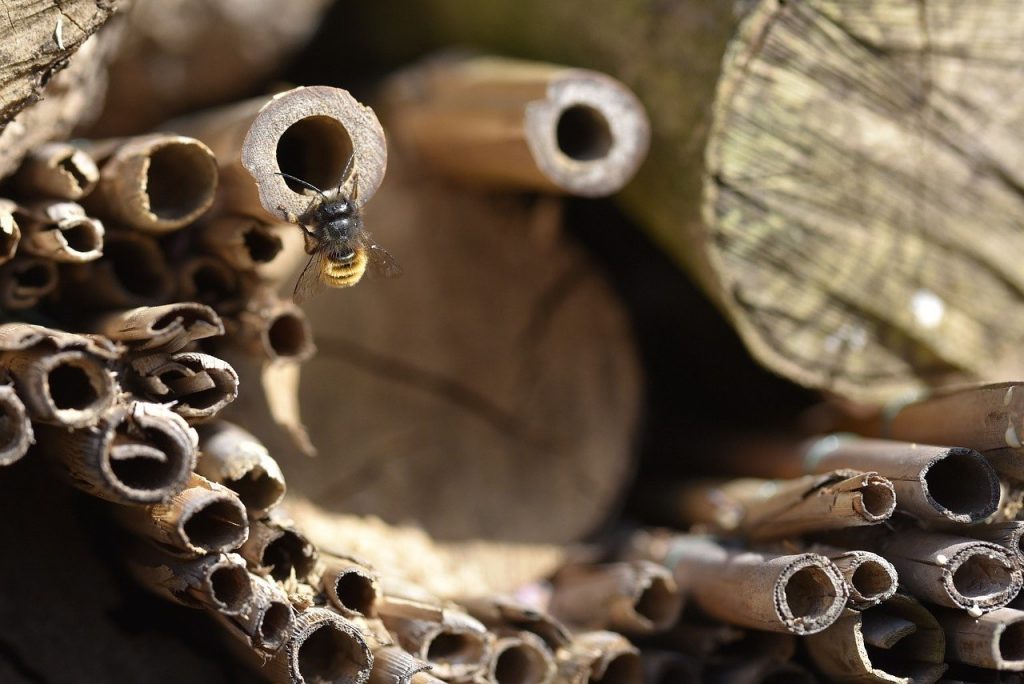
274;172;328;200
336;154;356;195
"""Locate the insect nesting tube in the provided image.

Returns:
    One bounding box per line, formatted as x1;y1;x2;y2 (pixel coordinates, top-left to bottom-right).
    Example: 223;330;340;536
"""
268;607;373;684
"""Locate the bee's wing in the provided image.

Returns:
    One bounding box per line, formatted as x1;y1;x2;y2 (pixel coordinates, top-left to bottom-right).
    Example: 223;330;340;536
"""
292;249;329;303
360;232;402;279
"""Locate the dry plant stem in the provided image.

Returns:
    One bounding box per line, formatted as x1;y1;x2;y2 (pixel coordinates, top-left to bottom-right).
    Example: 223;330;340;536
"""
69;230;174;307
671;470;896;540
320;556;380;619
114;473;249;557
177;254;251;314
167;86;387;223
936;607;1024;671
0;257;57;309
18;201;104;263
240;517;318;582
557;631;642;684
236;291;316;363
810;546;899;611
382;609;492;681
216;573;295;653
128;352;239;422
0;386;33;466
85;134;218;232
38;401;197;504
641;651;701;684
196;421;286;517
458;596;571;650
382;54;649;197
0;200;21;265
548;561;682;633
968;522;1024;564
639;535;847;635
266;607;373;684
486;632;556;684
803;437;1000;525
806;593;947;684
96;303;224;354
367;646;432;684
14;143;99;199
129;549;253;615
875;530;1022;612
199;215;285;271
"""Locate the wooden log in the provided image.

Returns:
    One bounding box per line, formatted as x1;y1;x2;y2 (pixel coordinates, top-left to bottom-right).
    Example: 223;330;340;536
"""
381;53;649;197
14;142;99;199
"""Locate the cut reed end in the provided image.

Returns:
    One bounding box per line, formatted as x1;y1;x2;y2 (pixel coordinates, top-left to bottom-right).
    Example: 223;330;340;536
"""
775;556;848;635
265;306;315;361
425;630;488;675
848;558;899;609
0;205;21;264
0;258;57;309
204;560;253;615
16;143;99;199
946;545;1022;612
631;571;682;632
325;566;379;618
243;522;318;582
36;350;115;427
178;256;246;312
489;635;554;684
278;609;373;684
20;202;105;263
223;466;286;516
921;448;1000;523
853;475;897;522
0;386;32;466
179;493;249;555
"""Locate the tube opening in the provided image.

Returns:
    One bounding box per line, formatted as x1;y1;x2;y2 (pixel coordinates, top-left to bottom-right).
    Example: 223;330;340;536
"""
146;143;217;221
556;105;613;161
427;632;485;667
858;482;896;518
15;261;55;289
952;553;1013;600
493;643;548;684
258;601;292;649
594;652;642;684
226;468;284;513
277;116;353;194
109;426;190;494
107;237;168;298
208;564;251;612
58;153;92;193
243;226;283;264
633;576;679;627
263;530;316;581
1001;621;1024;662
784;566;838;619
183;499;247;552
297;623;367;684
62;222;101;253
189;260;236;304
267;312;308;358
0;404;17;452
48;361;102;410
925;451;997;520
333;571;376;616
153;306;215;334
851;561;895;600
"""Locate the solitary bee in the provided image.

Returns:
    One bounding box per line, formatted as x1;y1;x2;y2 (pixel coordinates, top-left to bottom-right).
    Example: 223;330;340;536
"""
277;157;400;302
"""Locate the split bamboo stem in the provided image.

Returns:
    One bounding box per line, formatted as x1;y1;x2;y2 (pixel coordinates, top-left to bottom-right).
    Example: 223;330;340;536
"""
633;533;847;635
382;608;492;681
667;470;895;540
0;256;56;309
0;200;19;265
557;631;642;684
547;561;682;634
195;421;286;518
114;473;248;556
38;401;197;504
129;549;253;615
367;646;432;684
240;517;318;582
166;86;387;225
199;214;285;271
84;134;218;232
68;230;174;308
127;352;239;422
381;54;649;198
96;303;224;354
810;546;899;612
266;607;373;684
14;142;99;200
17;201;104;262
937;607;1024;672
805;593;947;684
0;385;32;466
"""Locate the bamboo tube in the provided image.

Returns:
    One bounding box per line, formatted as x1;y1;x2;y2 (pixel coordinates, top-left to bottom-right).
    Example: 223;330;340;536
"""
486;632;555;684
114;473;248;556
240;517;318;582
377;576;445;623
0;325;118;428
936;607;1024;671
368;646;432;684
199;214;285;271
969;522;1024;564
667;470;896;540
176;254;252;314
806;593;947;684
217;573;295;653
0;256;57;309
195;421;286;517
320;556;380;619
803;437;1000;525
85;134;218;232
458;596;571;650
548;561;682;633
14;142;99;199
557;631;642;684
875;530;1022;613
382;609;492;681
166;86;387;224
129;549;253;615
382;54;649;198
633;533;847;635
0;200;19;266
810;546;899;612
266;607;373;684
95;303;224;353
67;230;174;307
0;385;32;466
38;401;197;504
127;351;239;423
641;651;701;684
235;290;316;362
16;201;104;263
